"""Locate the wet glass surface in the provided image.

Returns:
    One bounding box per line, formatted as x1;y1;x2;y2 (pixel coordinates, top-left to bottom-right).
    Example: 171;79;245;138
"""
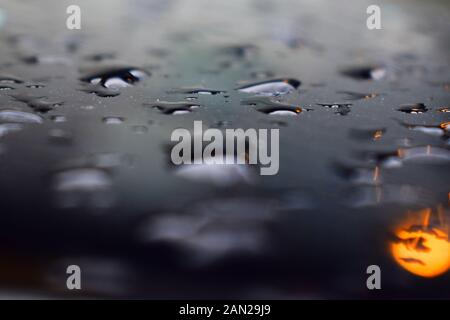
0;0;449;299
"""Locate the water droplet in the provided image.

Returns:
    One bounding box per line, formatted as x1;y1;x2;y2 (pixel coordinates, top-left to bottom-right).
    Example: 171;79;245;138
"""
148;101;200;114
438;107;450;113
103;117;124;124
174;156;254;187
340;65;386;80
0;85;14;91
52;167;114;208
80;85;121;97
90;153;134;169
26;84;45;89
53;168;112;191
242;96;303;115
237;78;300;96
398;103;428;114
80;66;148;89
0;109;43;124
0;75;23;84
261;108;301;116
168;87;225;95
50;115;67;123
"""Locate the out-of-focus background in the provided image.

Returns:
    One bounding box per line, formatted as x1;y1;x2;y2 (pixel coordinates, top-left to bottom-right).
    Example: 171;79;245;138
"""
0;0;449;299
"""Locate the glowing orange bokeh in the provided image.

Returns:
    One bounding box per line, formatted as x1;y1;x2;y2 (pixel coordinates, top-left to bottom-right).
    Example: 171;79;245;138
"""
390;207;450;278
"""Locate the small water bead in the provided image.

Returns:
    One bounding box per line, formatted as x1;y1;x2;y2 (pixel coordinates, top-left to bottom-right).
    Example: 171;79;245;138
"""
168;87;225;95
0;75;23;84
340;65;386;80
52;168;115;209
80;85;121;97
237;78;300;96
0;109;43;124
317;103;352;109
148;101;200;115
438;107;450;113
171;110;191;115
26;84;45;89
398;103;428;114
260;107;302;116
53;168;112;192
174;159;254;187
241;96;303;115
0;85;14;91
318;103;352;116
103;117;124;124
50;115;67;123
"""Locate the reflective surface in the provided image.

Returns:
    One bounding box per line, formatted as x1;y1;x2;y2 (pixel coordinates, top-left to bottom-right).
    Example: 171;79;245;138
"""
0;0;449;299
